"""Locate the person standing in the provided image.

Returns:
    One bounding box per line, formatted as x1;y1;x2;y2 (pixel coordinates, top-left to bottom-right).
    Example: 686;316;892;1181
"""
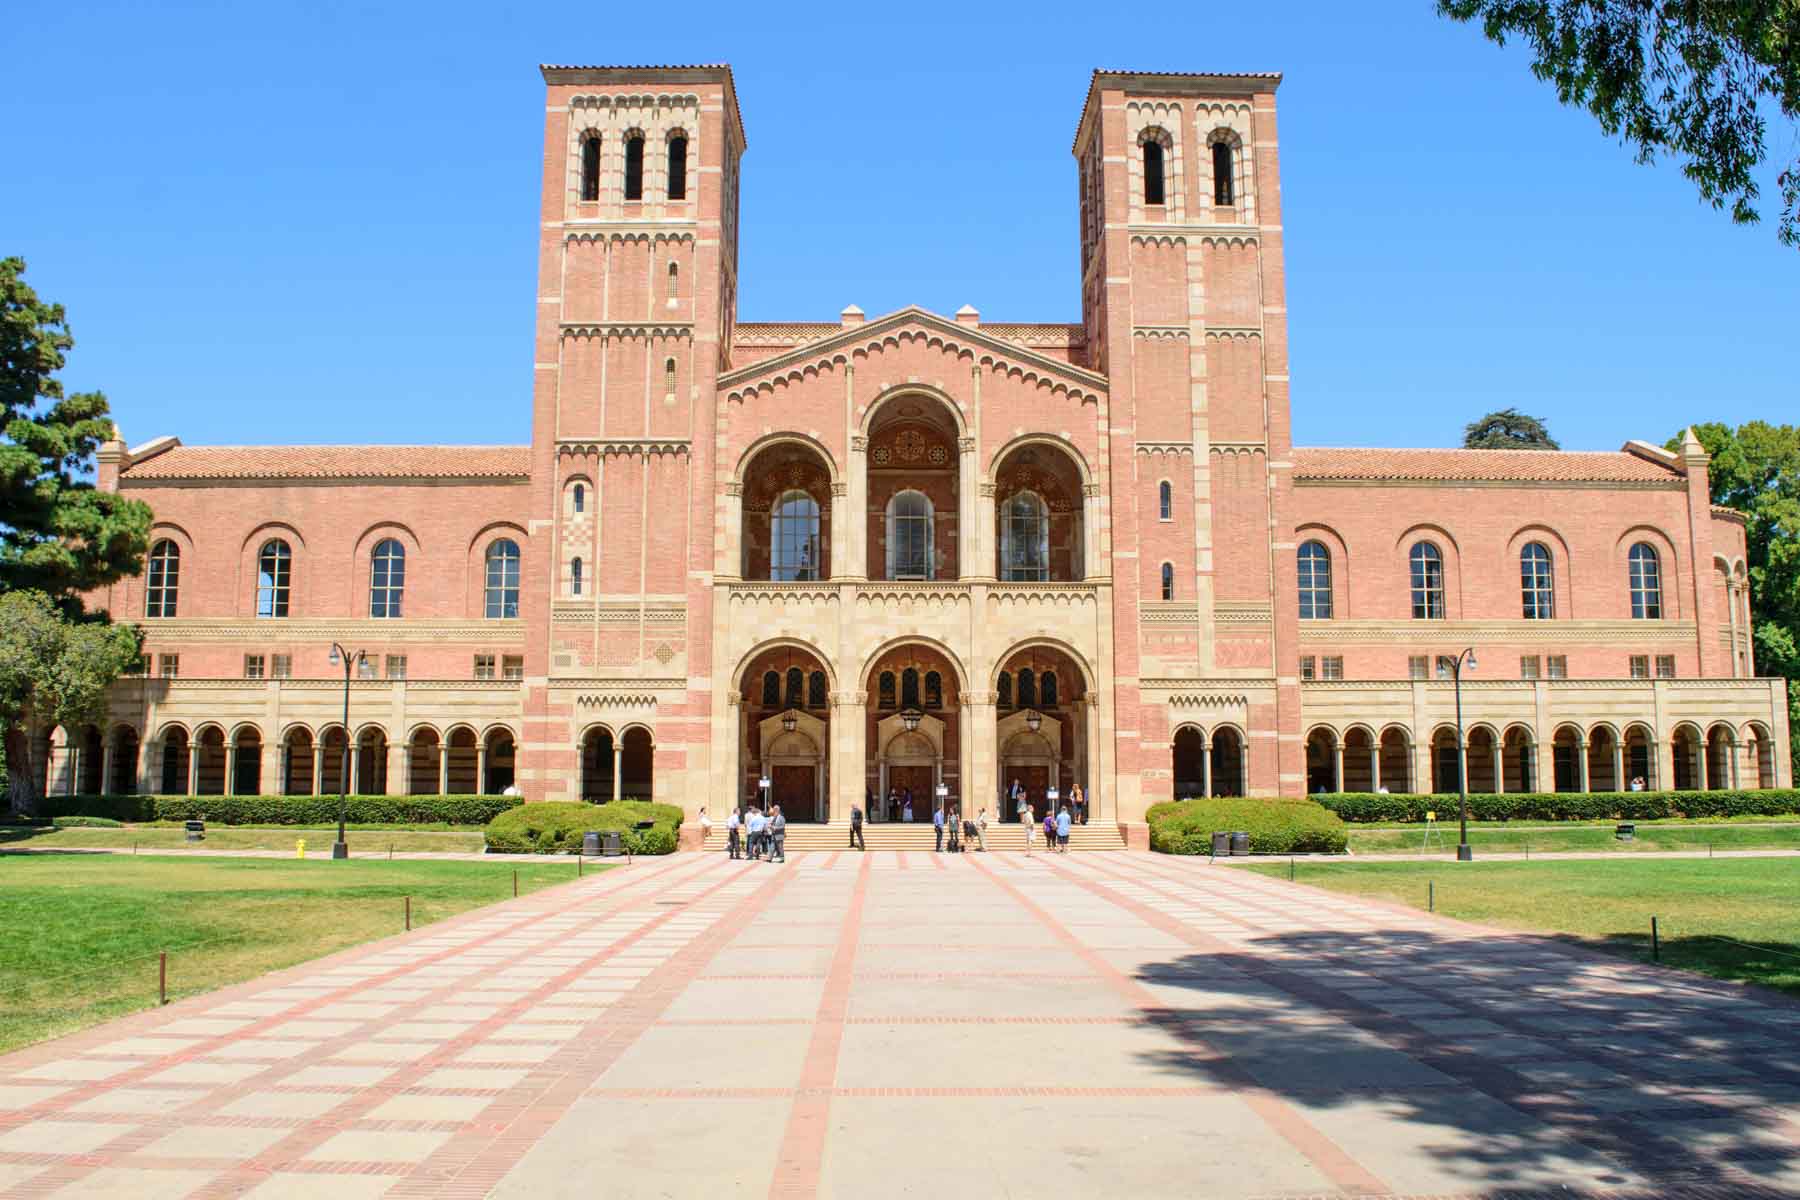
1044;810;1057;855
1070;783;1086;825
933;803;945;852
727;807;742;860
770;805;787;863
1008;777;1025;821
850;800;865;851
1056;805;1072;854
698;806;713;849
902;797;914;823
946;806;961;853
748;807;766;860
1023;803;1037;855
975;807;988;852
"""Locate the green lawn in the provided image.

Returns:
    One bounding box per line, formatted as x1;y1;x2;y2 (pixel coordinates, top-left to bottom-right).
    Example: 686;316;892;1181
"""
1346;822;1800;856
0;856;593;1053
0;826;486;854
1248;858;1800;994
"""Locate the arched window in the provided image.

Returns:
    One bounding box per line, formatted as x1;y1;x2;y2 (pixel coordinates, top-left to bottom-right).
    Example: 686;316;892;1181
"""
1521;542;1555;619
1017;668;1037;709
1212;140;1235;205
1160;561;1175;601
485;539;521;619
785;667;804;709
900;668;921;710
1410;542;1445;619
771;491;820;581
1143;138;1166;205
1297;540;1332;619
664;357;676;395
579;134;600;202
570;557;583;596
256;538;291;618
761;670;780;708
997;672;1013;709
924;671;943;708
369;539;405;618
667;135;688;199
1001;492;1049;582
887;491;934;580
878;671;897;709
1629;543;1663;619
623;134;644;200
1042;671;1058;707
807;670;827;708
570;482;585;514
667;261;679;299
145;539;180;617
1158;480;1173;521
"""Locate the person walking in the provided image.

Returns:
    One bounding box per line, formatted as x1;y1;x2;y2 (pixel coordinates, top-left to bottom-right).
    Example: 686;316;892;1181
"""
727;807;742;860
933;803;945;852
698;806;713;849
1056;805;1072;854
1043;810;1057;856
770;805;787;863
850;800;866;851
975;807;988;852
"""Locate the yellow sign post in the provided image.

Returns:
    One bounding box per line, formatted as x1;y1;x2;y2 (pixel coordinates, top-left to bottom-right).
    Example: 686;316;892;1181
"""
296;838;307;859
1420;812;1440;852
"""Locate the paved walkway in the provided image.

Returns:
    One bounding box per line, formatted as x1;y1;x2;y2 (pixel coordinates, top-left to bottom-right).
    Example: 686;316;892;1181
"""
2;851;1798;1198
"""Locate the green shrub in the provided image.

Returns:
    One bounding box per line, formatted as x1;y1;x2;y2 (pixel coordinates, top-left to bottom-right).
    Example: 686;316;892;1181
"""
51;815;123;828
483;800;683;855
1317;788;1800;824
1146;797;1348;855
31;794;521;826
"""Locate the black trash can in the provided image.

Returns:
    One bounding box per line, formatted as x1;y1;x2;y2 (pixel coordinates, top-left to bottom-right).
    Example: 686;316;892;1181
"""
1229;831;1250;856
1210;831;1231;857
582;831;601;856
184;820;205;843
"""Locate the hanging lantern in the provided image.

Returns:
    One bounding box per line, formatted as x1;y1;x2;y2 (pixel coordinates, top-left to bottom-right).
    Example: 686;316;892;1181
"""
781;710;798;734
1024;709;1043;733
901;708;924;733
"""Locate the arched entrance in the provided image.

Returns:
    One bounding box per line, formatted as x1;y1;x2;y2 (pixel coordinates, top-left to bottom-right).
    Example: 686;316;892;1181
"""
1209;727;1245;796
1670;723;1702;790
618;727;651;800
159;726;190;795
408;727;442;794
1341;727;1376;793
232;726;263;795
1624;723;1656;790
995;643;1091;820
1304;727;1338;793
1746;722;1776;788
110;725;140;794
484;728;517;794
355;727;389;795
318;726;349;796
1704;724;1736;790
1501;725;1536;793
1378;726;1413;793
1172;726;1207;799
194;726;227;796
580;726;616;801
866;641;962;821
738;643;831;820
445;726;478;794
1551;724;1584;792
1466;726;1499;793
282;727;315;796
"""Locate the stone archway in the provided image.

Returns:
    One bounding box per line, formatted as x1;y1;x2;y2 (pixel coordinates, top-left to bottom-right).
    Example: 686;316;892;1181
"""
760;711;828;822
738;642;833;817
864;641;962;820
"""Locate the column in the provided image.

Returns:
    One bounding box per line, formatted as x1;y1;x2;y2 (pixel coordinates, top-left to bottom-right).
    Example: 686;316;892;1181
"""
1331;742;1344;793
1368;747;1381;793
312;744;324;796
966;692;998;821
187;744;199;796
437;744;449;795
1612;741;1625;794
1730;741;1742;789
100;743;115;798
1656;737;1674;794
479;743;491;796
611;744;622;801
1412;737;1430;798
1577;743;1590;792
262;741;282;797
349;744;361;795
846;433;869;579
1200;737;1212;798
1647;739;1661;790
65;747;80;796
1085;695;1102;815
958;434;980;579
387;742;407;796
831;693;864;822
1699;740;1711;790
1727;582;1741;677
1495;743;1506;793
224;746;237;796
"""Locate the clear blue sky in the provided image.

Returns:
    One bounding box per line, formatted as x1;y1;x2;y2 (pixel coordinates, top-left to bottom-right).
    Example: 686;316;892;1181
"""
7;0;1795;453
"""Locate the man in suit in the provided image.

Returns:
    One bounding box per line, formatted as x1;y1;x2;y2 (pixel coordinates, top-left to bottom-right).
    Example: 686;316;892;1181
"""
769;805;787;863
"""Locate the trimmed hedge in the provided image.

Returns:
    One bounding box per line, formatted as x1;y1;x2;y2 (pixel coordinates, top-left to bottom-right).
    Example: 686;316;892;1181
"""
483;800;684;856
52;816;123;828
27;793;522;826
1317;788;1800;824
1147;797;1348;855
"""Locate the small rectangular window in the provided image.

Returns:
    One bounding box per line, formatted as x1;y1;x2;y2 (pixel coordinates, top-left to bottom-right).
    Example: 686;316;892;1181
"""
474;654;496;680
1520;655;1540;680
386;654;407;680
1408;655;1428;680
357;656;376;680
158;654;180;678
502;655;524;681
1656;654;1677;679
243;654;265;679
1547;655;1568;680
1629;655;1650;679
271;654;292;679
1321;656;1344;681
1298;656;1316;681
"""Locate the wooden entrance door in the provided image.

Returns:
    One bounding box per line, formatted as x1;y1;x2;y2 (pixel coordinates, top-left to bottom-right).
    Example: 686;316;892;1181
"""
887;765;934;820
772;765;815;821
1014;766;1050;821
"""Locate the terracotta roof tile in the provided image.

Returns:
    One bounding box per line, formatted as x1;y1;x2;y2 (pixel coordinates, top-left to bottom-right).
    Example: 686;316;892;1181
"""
1292;447;1681;484
122;445;529;482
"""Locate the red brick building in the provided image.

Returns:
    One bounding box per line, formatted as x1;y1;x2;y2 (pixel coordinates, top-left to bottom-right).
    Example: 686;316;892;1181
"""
45;65;1789;824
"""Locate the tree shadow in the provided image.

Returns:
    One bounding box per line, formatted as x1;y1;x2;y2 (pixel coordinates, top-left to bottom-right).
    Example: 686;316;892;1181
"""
1131;929;1800;1196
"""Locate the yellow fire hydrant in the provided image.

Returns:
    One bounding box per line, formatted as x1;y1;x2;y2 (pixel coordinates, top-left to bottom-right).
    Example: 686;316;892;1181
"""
296;838;306;859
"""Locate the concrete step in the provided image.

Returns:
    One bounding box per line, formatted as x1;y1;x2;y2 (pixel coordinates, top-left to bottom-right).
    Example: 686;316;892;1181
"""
702;822;1125;851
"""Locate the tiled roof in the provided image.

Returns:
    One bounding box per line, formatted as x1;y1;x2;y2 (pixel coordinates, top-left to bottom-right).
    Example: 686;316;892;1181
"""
1075;69;1283;150
122;445;530;482
1292;447;1682;484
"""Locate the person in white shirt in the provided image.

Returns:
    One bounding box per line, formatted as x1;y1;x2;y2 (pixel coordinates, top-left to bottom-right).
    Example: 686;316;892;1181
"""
902;799;914;822
726;808;742;859
747;808;767;860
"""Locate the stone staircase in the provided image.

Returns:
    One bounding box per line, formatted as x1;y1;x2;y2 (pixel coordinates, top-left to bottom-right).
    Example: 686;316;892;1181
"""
701;821;1126;852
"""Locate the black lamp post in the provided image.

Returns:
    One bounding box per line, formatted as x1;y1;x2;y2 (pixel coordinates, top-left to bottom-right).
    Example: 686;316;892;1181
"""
328;642;365;860
1436;647;1478;862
